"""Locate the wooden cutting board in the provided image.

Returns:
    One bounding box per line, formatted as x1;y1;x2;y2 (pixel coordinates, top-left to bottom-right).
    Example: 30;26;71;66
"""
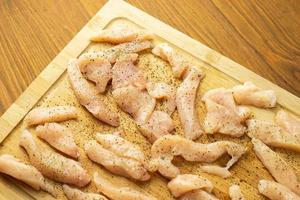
0;0;299;199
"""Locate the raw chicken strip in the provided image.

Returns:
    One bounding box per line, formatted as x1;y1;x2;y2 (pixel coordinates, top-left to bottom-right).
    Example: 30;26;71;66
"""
68;59;119;126
78;57;112;93
176;67;204;140
258;180;300;200
139;111;175;143
146;82;176;115
19;130;90;187
167;174;213;197
0;154;56;196
84;140;150;181
203;88;251;137
112;53;146;90
36;123;80;159
63;184;108;200
229;185;245;200
150;135;247;178
276;110;300;136
152;43;190;78
95;133;147;165
180;190;219;200
232;81;276;108
252;138;300;195
200;165;232;178
246;119;300;153
80;40;152;64
25;106;77;126
112;85;156;125
90;26;153;44
94;172;157;200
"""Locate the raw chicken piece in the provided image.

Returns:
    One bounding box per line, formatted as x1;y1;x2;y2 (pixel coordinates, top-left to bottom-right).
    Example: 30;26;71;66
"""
176;67;204;140
35;123;80;159
80;40;152;64
139;111;175;143
180;190;219;200
19;130;90;187
232;81;276;108
94;172;157;200
95;133;147;165
229;185;245;200
63;184;108;200
203;88;251;137
0;154;56;196
112;85;156;125
150;135;247;178
276;110;300;136
152;43;190;78
252;138;300;195
200;165;232;179
258;180;300;200
246;119;300;153
25;106;77;126
167;174;213;198
112;53;146;90
146;82;176;115
84;140;150;181
68;59;119;126
90;26;153;44
78;57;112;93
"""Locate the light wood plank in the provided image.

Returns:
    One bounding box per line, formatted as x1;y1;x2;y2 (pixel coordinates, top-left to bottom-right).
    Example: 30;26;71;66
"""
0;0;299;200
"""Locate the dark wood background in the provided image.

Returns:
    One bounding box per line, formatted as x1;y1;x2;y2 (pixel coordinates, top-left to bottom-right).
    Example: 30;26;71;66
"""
0;0;299;115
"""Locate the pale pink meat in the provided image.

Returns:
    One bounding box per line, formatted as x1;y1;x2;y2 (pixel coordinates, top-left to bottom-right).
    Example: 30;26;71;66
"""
36;123;80;159
68;58;119;126
25;106;77;126
139;111;175;143
90;26;153;44
19;130;90;187
176;67;204;140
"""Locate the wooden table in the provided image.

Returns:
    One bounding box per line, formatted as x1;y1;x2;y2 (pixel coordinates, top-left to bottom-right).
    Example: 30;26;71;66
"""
0;0;299;115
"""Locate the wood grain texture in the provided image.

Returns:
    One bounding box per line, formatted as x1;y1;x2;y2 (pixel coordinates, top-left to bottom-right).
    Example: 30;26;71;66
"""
0;0;299;115
0;1;299;199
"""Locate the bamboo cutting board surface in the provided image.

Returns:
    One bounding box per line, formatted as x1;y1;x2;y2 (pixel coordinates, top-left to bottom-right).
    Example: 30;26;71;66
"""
0;0;299;199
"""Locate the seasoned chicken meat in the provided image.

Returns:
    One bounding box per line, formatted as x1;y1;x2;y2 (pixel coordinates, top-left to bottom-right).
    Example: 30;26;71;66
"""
150;135;247;178
19;130;90;187
139;111;175;143
112;85;155;125
176;67;204;140
252;138;300;195
90;26;153;44
146;82;176;115
247;119;300;153
232;81;276;108
95;133;147;165
80;40;152;64
229;185;245;200
152;43;190;78
167;174;213;198
25;106;77;126
112;53;146;90
258;180;300;200
85;135;150;181
36;123;80;159
78;57;112;93
275;110;300;137
94;172;157;200
203;88;251;137
180;190;219;200
63;184;108;200
0;154;56;196
68;58;119;126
